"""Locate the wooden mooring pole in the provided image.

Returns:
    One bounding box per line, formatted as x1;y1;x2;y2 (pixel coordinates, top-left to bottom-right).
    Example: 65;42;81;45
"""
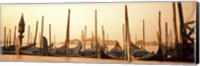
94;9;101;59
142;19;145;49
34;21;38;47
4;27;6;47
125;5;132;62
27;25;30;45
65;9;71;53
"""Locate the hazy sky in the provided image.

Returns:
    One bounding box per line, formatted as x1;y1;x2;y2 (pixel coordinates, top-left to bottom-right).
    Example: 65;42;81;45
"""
0;2;196;45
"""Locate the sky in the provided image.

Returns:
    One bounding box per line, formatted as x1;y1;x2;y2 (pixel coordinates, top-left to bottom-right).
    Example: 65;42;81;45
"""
0;2;196;45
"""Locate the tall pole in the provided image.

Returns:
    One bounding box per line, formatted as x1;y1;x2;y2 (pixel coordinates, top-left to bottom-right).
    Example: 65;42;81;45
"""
122;24;127;60
165;23;168;59
172;2;181;61
95;9;101;58
81;29;84;50
158;11;165;60
172;2;179;44
65;9;71;53
125;5;131;61
4;27;6;47
177;2;187;45
9;29;11;46
91;31;94;48
49;24;52;47
34;21;38;47
40;16;44;54
13;26;16;45
102;25;105;48
84;26;87;50
170;30;173;47
27;25;30;45
142;19;145;49
7;35;9;47
30;32;32;44
54;34;56;45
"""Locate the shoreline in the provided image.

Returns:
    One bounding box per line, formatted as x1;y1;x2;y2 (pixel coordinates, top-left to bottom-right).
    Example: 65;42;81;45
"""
0;55;195;65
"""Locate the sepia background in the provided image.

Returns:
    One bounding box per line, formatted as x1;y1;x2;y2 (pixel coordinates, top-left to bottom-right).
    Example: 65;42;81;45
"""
0;2;196;49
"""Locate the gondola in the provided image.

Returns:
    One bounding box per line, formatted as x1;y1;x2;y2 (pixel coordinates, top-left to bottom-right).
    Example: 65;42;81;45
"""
48;41;82;57
106;42;124;59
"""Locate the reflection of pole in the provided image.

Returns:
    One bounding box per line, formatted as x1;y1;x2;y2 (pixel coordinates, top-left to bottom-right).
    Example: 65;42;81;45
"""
142;19;145;49
125;5;131;62
4;27;6;47
34;21;38;47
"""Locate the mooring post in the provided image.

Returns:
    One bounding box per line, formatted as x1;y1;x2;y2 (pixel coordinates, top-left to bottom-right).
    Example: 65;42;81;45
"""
122;24;127;60
94;9;101;59
13;26;17;45
142;19;145;49
9;29;11;46
177;2;187;61
27;25;30;45
84;25;87;51
170;30;173;47
40;16;44;54
81;29;84;50
4;27;6;47
125;5;132;62
165;23;168;59
172;2;181;61
49;24;52;49
65;9;71;54
102;25;105;48
157;11;166;61
91;31;94;48
34;21;38;47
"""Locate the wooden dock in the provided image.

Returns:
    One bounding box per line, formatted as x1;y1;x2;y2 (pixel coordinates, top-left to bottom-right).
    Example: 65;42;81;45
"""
0;55;194;65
